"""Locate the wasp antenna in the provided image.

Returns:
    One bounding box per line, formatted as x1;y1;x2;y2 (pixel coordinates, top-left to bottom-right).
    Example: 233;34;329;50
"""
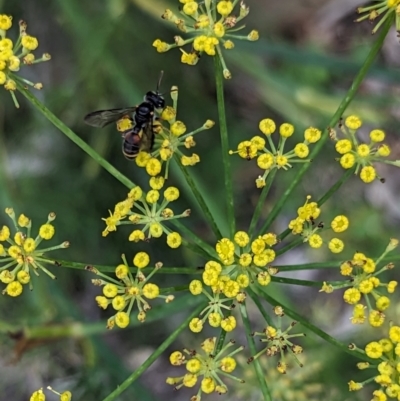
157;70;164;92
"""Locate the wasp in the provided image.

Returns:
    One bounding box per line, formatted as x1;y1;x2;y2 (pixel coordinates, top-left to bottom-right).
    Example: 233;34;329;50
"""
84;72;165;159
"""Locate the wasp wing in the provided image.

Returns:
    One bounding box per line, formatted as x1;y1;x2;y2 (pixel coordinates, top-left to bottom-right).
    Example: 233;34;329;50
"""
139;120;155;153
84;107;137;128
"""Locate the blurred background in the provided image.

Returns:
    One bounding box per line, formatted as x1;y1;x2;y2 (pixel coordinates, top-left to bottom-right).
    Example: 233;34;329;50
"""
0;0;400;400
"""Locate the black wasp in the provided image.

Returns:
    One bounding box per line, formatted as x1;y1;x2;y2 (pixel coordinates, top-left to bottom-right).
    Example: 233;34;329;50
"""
84;72;165;160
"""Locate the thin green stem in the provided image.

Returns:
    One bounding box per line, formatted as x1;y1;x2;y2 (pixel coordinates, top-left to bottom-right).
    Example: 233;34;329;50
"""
249;169;277;238
101;303;206;401
276;237;303;255
240;302;272;401
256;17;393;236
276;262;338;271
253;286;373;363
317;168;355;206
15;81;135;190
173;154;222;239
214;56;235;237
3;293;203;337
50;259;202;275
247;288;274;326
270;276;324;287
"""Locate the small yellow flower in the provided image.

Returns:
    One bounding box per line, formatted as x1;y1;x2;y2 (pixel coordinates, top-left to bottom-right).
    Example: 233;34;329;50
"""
164;187;180;201
129;230;145;242
257;153;274;170
304;127;322;143
167;232;182;248
189;317;203;333
360;166;376;183
189;279;202;295
115;311;130;328
146;189;160;204
30;388;46;401
234;231;249;247
340;153;356;169
357;144;370;157
294;143;309;158
328;238;344;253
145;158;162;176
39;223;55;239
370;129;385;142
365;341;383;358
331;215;349;232
345;115;362;130
279;123;294;138
21;35;39;51
335;139;352;154
5;281;23;297
259;118;276;135
217;1;234;17
171;121;186;136
133;252;150;268
221;315;236;332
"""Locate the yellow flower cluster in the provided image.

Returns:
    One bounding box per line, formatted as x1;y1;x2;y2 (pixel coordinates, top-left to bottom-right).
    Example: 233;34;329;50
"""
187;231;278;333
0;16;51;107
332;115;400;183
101;179;188;248
349;323;400;400
251;306;305;374
215;231;278;287
0;208;69;296
356;0;400;34
230;119;322;188
132;86;214;179
30;386;72;401
153;0;259;78
166;337;244;400
321;239;398;328
89;253;174;329
288;196;348;253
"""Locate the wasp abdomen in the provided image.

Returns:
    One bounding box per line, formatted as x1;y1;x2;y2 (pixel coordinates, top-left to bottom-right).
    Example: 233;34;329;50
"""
122;130;142;160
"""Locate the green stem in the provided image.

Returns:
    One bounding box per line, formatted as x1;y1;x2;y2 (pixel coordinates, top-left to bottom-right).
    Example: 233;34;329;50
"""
50;259;202;275
240;302;272;401
276;237;303;255
270;276;324;287
276;262;338;271
256;18;392;236
247;288;274;326
317;168;355;206
214;56;235;237
173;154;222;239
248;169;277;238
3;293;203;337
15;81;136;190
254;286;373;362
101;303;206;401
